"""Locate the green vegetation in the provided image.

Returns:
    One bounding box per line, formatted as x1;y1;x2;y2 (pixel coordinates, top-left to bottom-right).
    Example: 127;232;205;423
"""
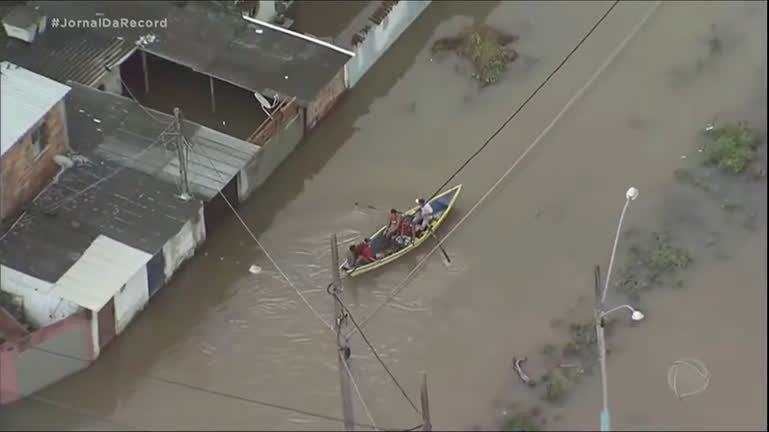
432;26;518;85
703;122;759;174
651;233;692;271
540;368;576;403
504;412;541;431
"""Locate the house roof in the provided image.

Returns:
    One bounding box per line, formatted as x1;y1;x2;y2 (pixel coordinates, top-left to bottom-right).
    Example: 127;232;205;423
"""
0;61;71;156
2;1;351;105
65;83;261;200
49;235;152;311
141;1;353;105
0;157;201;282
0;3;136;90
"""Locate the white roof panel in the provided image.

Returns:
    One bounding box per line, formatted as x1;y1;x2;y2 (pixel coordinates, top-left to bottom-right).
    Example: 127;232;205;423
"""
1;61;72;156
50;235;152;311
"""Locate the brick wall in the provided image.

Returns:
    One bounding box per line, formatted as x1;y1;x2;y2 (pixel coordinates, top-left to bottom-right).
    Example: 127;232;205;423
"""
0;101;69;222
247;97;300;147
305;68;346;132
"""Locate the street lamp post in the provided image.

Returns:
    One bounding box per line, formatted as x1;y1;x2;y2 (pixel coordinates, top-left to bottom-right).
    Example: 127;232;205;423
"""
595;187;642;432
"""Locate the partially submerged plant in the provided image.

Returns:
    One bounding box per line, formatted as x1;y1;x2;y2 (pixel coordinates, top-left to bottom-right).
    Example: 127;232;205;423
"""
432;26;518;85
703;122;758;174
651;233;692;271
503;411;542;431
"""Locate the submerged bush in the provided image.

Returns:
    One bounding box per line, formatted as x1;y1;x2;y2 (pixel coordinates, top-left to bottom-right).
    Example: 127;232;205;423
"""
432;26;518;85
703;122;758;174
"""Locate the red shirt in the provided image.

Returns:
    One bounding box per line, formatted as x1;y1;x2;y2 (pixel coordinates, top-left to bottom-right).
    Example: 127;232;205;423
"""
361;244;373;258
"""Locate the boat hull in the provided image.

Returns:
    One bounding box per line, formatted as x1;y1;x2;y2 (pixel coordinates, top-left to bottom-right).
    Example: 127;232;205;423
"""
341;184;462;277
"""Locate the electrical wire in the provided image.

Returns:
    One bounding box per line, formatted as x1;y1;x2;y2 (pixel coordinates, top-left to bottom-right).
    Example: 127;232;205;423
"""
114;70;169;124
349;0;662;338
40;121;176;213
332;291;421;416
192;142;334;332
25;394;145;430
341;349;379;431
22;345;384;430
423;0;620;204
0;210;27;242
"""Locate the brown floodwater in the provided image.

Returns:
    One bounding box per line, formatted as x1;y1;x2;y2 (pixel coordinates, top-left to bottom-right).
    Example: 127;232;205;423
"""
0;1;765;430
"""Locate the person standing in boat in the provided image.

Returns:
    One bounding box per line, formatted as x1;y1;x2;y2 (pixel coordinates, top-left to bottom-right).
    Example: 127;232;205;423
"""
412;198;434;236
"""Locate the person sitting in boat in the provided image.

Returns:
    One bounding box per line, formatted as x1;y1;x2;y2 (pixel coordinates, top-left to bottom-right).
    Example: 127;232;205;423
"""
394;215;416;249
385;209;403;238
412;198;434;236
384;208;403;248
343;240;375;271
357;238;375;265
343;244;359;271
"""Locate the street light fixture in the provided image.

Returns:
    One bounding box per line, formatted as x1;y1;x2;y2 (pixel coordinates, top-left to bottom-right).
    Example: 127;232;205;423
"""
595;186;641;432
600;304;645;322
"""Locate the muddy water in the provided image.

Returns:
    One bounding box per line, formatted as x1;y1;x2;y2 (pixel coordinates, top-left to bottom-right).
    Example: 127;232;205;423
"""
1;1;765;430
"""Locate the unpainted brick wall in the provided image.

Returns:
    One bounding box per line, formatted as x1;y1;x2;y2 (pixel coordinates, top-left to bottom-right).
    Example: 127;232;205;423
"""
0;101;69;222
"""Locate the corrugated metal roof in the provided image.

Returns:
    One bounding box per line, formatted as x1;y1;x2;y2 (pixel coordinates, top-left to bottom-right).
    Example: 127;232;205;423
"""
0;61;71;156
65;83;260;200
0;155;202;283
0;3;137;94
49;235;152;311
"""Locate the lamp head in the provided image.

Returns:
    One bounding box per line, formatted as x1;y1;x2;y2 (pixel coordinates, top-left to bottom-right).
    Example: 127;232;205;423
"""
631;310;645;321
626;187;639;201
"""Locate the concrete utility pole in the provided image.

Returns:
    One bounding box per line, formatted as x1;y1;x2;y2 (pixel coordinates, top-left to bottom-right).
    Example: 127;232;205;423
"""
330;234;355;431
173;107;192;201
420;371;432;431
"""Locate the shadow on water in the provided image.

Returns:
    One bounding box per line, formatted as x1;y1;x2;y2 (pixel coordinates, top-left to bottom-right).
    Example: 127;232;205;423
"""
0;2;501;429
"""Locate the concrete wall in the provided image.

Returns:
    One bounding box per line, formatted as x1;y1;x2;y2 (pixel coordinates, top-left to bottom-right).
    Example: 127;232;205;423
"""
161;205;206;281
113;265;149;335
0;100;70;222
245;100;305;190
0;312;91;404
0;266;80;329
345;0;431;88
305;69;346;131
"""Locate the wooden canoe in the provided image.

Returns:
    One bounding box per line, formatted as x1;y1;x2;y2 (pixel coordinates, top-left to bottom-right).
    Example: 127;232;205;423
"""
341;184;462;277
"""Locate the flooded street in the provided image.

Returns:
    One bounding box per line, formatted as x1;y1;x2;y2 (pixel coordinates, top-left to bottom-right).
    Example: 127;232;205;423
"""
1;1;766;430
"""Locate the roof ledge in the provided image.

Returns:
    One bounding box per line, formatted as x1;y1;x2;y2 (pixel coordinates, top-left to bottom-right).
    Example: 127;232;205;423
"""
2;5;47;44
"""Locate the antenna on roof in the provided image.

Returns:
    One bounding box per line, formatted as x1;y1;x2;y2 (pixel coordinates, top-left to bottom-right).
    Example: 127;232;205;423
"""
253;91;278;119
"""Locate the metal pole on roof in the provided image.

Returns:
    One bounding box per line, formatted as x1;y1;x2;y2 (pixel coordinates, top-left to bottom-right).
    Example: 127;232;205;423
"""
173;107;192;201
240;15;356;57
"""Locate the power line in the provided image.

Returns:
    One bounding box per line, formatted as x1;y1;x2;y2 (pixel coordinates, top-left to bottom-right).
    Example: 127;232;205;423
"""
349;0;660;338
331;289;420;416
192;141;334;332
25;394;145;430
40;120;176;213
22;344;385;430
424;0;619;204
341;349;379;431
113;67;168;124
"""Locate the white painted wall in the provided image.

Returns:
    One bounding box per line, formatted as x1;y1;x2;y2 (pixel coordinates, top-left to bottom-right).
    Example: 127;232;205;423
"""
0;265;80;328
345;0;431;88
113;265;149;335
161;205;206;281
90;310;100;359
99;67;122;94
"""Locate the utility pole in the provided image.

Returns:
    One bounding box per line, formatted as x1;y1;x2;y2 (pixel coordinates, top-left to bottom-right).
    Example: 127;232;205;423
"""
330;234;355;431
173;107;192;201
420;371;432;431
